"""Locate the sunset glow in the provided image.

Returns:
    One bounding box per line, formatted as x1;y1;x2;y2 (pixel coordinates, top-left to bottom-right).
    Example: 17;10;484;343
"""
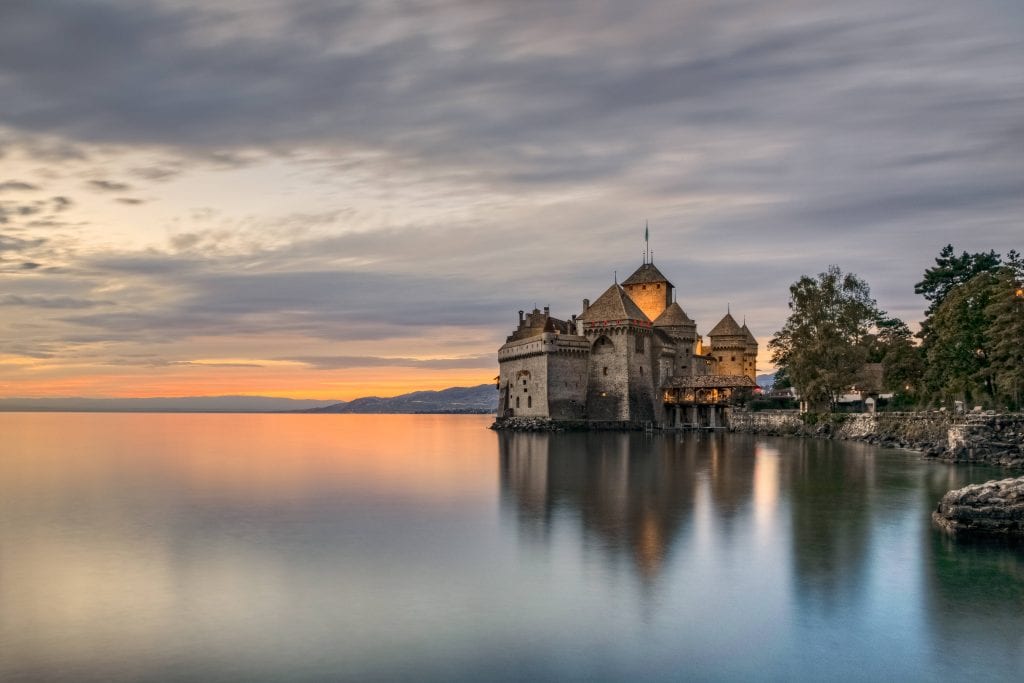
1;0;1020;401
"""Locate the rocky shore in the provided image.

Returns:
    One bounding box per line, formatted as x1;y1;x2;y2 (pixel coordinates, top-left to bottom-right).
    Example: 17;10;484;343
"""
933;477;1024;537
490;416;645;432
729;411;1024;470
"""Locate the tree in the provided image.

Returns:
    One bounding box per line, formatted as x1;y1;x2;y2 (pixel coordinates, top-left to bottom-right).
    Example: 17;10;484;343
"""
915;244;1004;407
769;266;882;411
922;270;999;406
984;251;1024;409
914;244;1000;316
866;316;924;401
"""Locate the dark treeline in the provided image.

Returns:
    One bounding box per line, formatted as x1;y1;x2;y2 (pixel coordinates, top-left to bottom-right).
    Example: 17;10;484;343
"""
768;245;1024;412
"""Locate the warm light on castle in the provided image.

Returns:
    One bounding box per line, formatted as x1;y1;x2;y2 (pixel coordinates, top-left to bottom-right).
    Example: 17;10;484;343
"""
496;249;758;428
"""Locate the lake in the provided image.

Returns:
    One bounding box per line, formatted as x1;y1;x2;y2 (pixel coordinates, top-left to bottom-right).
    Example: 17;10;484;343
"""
1;413;1022;681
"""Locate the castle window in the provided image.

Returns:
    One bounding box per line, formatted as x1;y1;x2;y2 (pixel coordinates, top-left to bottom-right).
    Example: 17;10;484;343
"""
523;388;528;393
718;356;723;362
731;356;736;362
603;367;608;376
516;397;520;408
527;396;532;408
522;379;527;386
640;366;644;376
642;285;647;290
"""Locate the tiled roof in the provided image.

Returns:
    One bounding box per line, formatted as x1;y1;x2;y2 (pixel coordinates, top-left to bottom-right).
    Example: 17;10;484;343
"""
621;262;673;287
740;323;757;344
579;283;651;323
662;374;758;389
708;312;743;337
653;302;695;327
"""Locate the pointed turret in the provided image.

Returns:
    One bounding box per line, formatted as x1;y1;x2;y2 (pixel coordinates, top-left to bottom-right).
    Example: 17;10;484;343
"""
653;302;696;341
621;263;673;321
708;312;747;377
578;283;650;323
741;322;758;382
708;312;743;337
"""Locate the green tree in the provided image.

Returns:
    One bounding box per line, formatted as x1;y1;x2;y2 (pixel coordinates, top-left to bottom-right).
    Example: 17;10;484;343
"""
769;266;882;411
984;251;1024;409
914;244;1000;316
922;270;999;406
866;316;924;401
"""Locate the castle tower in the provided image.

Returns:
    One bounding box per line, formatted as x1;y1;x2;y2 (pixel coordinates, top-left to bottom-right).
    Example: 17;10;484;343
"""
621;262;674;322
578;283;655;423
741;322;758;382
707;312;747;377
653;302;698;376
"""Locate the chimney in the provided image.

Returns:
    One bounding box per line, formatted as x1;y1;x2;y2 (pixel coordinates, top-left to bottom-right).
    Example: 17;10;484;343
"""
543;306;549;316
518;310;524;324
583;298;590;312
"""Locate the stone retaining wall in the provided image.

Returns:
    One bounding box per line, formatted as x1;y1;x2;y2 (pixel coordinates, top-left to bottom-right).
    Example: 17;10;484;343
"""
730;411;1024;470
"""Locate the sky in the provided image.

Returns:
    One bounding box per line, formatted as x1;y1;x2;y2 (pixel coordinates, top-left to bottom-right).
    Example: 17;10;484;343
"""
1;0;1022;400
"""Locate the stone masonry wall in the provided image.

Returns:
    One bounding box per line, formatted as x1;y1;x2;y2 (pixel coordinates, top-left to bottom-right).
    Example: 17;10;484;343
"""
547;351;589;420
730;411;1024;470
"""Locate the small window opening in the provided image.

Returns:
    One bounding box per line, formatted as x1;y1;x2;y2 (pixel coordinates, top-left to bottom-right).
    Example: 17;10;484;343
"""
516;397;520;408
603;367;609;376
527;396;532;408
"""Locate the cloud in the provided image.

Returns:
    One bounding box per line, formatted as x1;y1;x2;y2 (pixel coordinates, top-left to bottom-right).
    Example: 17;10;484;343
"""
86;179;132;192
0;294;110;308
0;0;1021;391
290;354;495;369
0;180;39;192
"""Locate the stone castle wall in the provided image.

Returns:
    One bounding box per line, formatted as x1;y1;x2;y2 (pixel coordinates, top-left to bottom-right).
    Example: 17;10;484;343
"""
547;351;589;420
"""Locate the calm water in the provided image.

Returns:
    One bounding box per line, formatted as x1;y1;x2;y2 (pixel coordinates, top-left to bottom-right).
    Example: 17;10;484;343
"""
1;413;1023;682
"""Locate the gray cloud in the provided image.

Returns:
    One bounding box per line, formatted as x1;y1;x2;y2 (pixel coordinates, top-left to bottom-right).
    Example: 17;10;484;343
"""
0;180;39;192
86;179;132;192
290;355;494;369
0;0;1021;380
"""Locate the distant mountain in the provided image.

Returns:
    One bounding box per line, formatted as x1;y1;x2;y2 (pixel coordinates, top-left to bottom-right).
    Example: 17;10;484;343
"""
756;372;777;391
0;396;342;413
306;384;497;414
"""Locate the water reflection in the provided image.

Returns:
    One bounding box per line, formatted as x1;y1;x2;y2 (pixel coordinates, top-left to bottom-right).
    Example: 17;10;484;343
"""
2;414;1023;681
500;432;704;581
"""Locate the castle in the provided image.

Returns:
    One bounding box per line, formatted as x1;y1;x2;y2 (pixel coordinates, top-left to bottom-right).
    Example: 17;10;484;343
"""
496;256;758;428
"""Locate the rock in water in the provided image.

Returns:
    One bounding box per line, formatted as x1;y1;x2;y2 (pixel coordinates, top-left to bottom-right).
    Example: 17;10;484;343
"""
933;477;1024;536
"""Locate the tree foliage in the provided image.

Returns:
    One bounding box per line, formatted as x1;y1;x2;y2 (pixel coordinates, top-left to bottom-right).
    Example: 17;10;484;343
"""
922;270;998;406
984;251;1024;408
914;243;1000;316
915;244;1017;408
866;317;923;398
769;266;882;411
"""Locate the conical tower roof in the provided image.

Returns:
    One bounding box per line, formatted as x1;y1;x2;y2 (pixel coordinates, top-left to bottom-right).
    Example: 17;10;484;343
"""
708;312;743;337
741;322;757;344
621;262;673;288
579;283;651;323
653;302;694;327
